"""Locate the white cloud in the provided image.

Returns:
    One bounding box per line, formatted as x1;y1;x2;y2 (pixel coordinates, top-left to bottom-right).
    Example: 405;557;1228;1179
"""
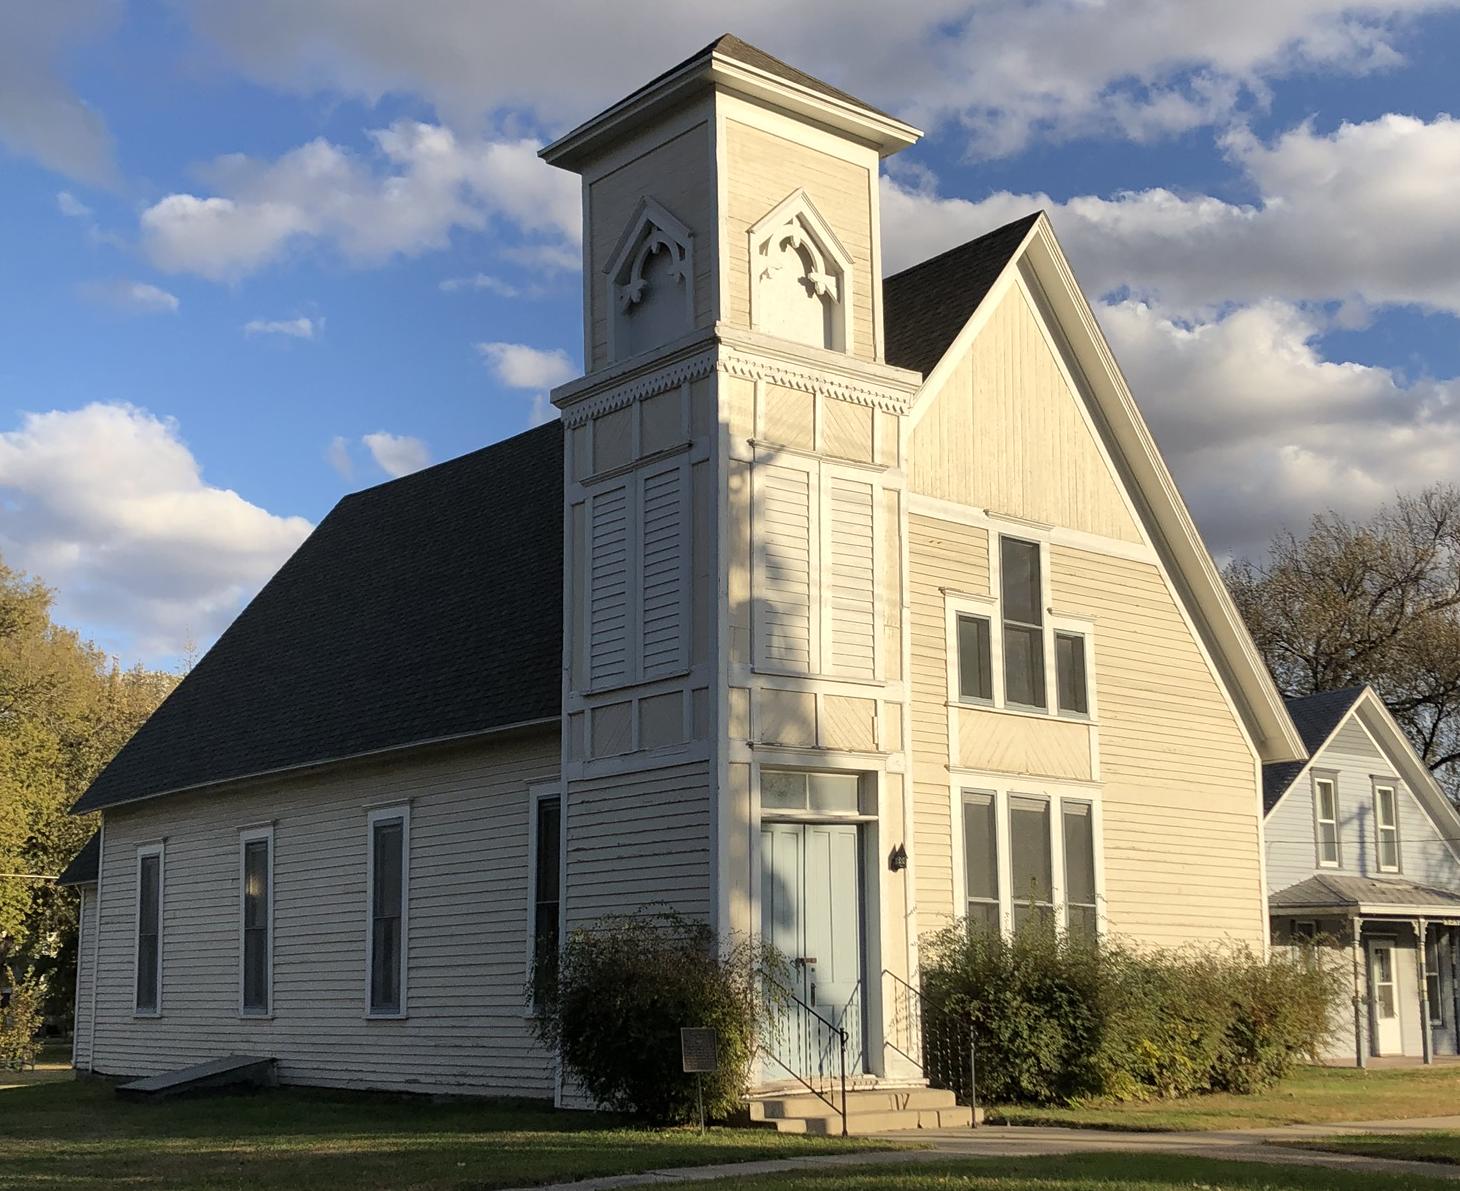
140;122;579;281
77;279;180;314
362;431;430;478
880;112;1460;317
477;341;578;390
0;403;311;661
440;272;519;297
326;435;353;480
181;1;1455;158
0;2;119;185
56;190;92;218
244;315;319;339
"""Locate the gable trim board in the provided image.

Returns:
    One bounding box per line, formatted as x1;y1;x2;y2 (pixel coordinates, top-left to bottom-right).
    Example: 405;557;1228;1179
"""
1264;686;1460;869
898;212;1303;768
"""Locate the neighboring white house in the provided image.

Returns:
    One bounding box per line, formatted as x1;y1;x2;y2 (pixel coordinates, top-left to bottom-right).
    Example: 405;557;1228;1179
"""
1265;685;1460;1063
65;35;1309;1110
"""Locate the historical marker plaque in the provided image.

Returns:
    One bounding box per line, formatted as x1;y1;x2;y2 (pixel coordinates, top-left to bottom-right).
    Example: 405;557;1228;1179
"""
680;1027;719;1074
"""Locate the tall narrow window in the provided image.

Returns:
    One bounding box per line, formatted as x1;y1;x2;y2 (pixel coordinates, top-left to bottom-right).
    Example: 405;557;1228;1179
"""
1375;784;1401;872
241;831;271;1016
1009;795;1053;931
531;795;562;1009
1000;537;1046;709
1055;632;1088;716
134;847;162;1015
368;809;408;1017
1062;801;1097;936
1426;929;1449;1025
962;792;999;932
957;614;993;702
1314;777;1340;867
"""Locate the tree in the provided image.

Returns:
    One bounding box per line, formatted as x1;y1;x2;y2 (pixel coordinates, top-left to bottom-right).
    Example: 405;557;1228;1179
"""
1226;486;1460;795
0;559;177;1023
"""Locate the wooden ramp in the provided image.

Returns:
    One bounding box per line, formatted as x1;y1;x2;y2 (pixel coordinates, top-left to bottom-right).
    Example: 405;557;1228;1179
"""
116;1055;276;1100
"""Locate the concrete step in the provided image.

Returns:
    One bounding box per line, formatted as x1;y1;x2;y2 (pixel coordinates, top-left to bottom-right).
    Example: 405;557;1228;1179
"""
749;1086;958;1120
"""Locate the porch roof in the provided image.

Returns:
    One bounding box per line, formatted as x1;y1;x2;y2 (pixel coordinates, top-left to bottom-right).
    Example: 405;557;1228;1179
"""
1270;873;1460;920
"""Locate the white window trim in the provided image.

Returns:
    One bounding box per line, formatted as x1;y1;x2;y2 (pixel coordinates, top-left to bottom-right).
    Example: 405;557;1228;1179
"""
238;825;274;1019
746;188;855;354
524;782;563;1017
1373;780;1402;874
603;196;695;365
949;776;1105;938
1050;614;1098;721
1313;773;1341;869
132;842;164;1018
365;804;410;1020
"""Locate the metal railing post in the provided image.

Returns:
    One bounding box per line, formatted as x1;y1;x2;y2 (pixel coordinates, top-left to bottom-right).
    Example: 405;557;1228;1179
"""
969;1033;978;1128
838;1026;848;1137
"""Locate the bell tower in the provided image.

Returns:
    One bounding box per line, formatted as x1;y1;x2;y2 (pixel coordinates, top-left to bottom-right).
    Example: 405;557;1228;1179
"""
542;40;924;1073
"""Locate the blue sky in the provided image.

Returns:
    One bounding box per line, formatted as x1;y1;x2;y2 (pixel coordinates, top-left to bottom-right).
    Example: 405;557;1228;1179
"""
3;2;1460;668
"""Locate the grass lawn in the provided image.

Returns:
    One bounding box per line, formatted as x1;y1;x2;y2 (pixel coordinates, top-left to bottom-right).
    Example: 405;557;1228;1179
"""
0;1078;896;1190
990;1063;1460;1131
0;1039;74;1091
1274;1130;1460;1165
671;1152;1460;1189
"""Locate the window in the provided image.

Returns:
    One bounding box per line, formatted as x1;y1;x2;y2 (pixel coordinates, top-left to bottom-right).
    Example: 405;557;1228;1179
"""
1374;784;1401;872
530;794;561;1010
240;829;272;1016
134;845;163;1015
1426;929;1449;1026
1314;777;1340;867
1009;795;1053;931
1062;802;1097;936
962;792;999;932
956;615;994;702
761;770;861;814
1000;537;1046;709
367;808;409;1017
1055;632;1088;716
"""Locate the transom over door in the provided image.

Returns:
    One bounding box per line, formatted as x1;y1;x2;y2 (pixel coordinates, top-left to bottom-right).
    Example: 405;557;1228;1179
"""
759;822;864;1081
1369;939;1403;1056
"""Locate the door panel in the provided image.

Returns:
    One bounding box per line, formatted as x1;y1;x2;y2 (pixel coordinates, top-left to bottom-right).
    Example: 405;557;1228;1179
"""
1370;940;1403;1056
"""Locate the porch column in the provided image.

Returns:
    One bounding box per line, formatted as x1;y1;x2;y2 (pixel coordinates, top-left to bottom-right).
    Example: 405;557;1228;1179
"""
1418;917;1434;1065
1352;916;1366;1069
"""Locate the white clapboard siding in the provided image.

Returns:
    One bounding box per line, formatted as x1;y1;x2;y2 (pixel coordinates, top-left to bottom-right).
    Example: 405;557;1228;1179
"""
73;884;97;1070
756;464;814;672
89;731;561;1096
640;465;687;677
826;474;877;678
589;484;631;686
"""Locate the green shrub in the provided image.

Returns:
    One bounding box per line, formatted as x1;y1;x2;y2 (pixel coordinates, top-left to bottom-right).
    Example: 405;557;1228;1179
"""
919;922;1340;1106
0;966;44;1070
530;911;773;1123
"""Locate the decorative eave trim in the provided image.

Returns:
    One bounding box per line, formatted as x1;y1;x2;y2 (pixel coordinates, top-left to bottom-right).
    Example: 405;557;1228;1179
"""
717;348;913;414
554;342;718;428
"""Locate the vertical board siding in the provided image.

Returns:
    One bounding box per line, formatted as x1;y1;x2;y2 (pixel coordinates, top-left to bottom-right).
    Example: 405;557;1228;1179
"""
909;514;990;925
73;885;96;1070
908;286;1142;543
90;733;561;1095
640;467;686;677
755;465;814;671
589;484;630;686
827;475;877;679
565;761;712;926
1051;544;1264;945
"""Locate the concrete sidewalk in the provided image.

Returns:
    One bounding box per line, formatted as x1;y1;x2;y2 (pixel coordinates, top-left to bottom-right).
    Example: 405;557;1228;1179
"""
501;1117;1460;1190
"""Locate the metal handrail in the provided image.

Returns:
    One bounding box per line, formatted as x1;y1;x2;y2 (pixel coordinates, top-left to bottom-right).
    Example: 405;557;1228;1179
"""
882;969;978;1126
757;971;849;1136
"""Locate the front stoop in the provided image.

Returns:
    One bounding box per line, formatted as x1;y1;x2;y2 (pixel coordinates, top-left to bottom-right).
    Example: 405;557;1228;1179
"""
748;1087;981;1134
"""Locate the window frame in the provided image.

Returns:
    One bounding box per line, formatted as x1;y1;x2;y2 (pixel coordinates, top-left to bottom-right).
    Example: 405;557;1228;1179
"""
960;790;1001;930
952;778;1103;938
955;612;995;704
525;783;563;1016
1312;773;1341;869
1373;780;1402;873
132;842;164;1018
238;825;274;1019
1425;927;1448;1026
365;805;410;1020
998;535;1047;711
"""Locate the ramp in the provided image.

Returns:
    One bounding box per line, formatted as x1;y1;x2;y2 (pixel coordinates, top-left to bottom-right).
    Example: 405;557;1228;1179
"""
116;1055;276;1100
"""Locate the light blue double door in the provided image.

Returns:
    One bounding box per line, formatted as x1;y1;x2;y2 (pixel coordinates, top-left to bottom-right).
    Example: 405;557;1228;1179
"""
760;821;865;1081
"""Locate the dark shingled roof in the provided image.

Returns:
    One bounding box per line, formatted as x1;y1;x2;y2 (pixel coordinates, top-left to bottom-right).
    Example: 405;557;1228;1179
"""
72;422;565;814
1261;686;1367;813
56;832;100;886
882;213;1042;376
1270;872;1460;915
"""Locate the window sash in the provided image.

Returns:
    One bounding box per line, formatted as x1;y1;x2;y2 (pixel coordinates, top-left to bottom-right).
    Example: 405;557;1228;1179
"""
1375;786;1400;871
1055;632;1088;716
1426;930;1448;1025
1000;538;1047;711
956;615;993;702
1062;801;1096;934
962;793;998;916
1009;795;1053;917
368;816;406;1016
1314;779;1340;867
531;797;561;1008
135;851;161;1014
241;837;270;1014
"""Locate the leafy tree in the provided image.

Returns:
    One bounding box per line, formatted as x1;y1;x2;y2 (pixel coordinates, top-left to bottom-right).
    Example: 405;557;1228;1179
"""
1226;486;1460;795
0;559;176;1024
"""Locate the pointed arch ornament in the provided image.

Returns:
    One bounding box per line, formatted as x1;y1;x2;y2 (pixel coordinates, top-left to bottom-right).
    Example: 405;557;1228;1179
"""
748;189;854;353
604;197;695;362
